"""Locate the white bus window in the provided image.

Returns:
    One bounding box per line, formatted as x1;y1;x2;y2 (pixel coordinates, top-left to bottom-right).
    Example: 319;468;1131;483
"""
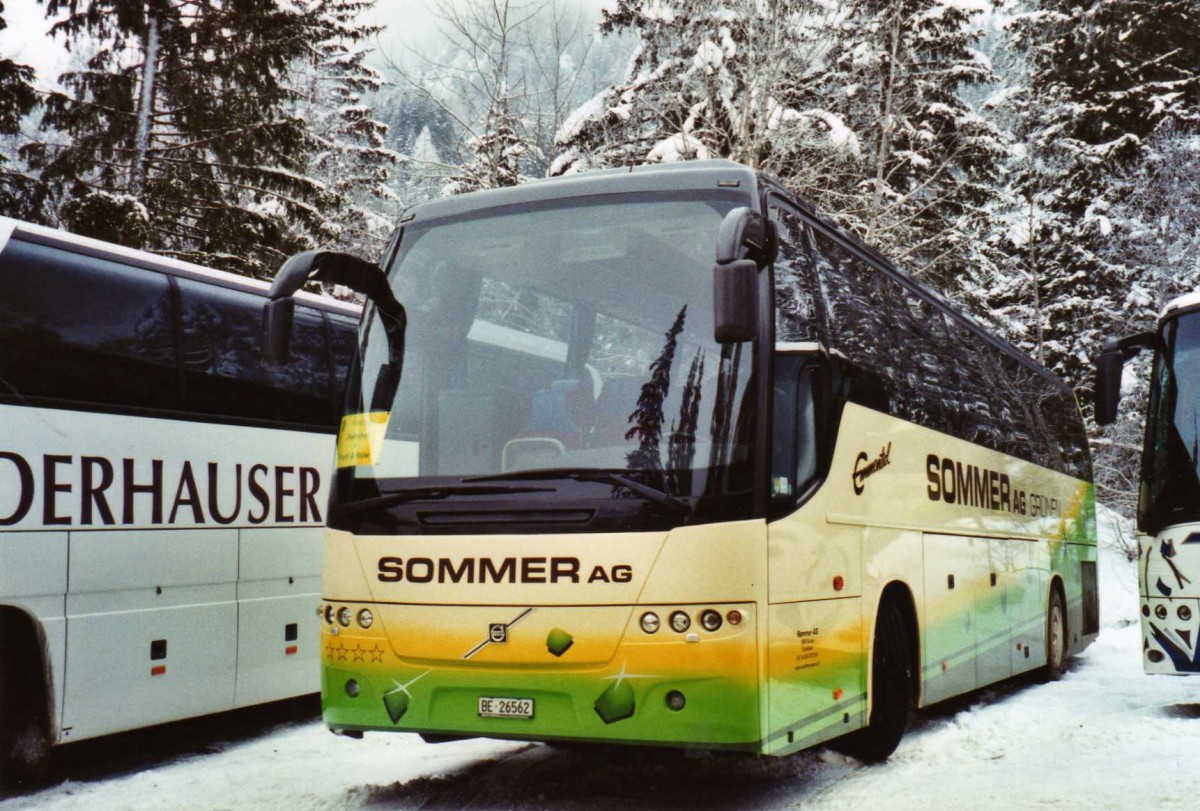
0;239;177;411
177;279;332;427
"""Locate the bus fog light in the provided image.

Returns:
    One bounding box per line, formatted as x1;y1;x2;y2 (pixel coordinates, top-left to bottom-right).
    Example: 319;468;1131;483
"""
640;612;660;634
666;690;686;711
669;611;691;633
1179;605;1193;622
1148;649;1165;663
338;607;353;627
700;610;722;632
345;679;359;698
726;610;743;626
1155;605;1168;620
357;609;374;629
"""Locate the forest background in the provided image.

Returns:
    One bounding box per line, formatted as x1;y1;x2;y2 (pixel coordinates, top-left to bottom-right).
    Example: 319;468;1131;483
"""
1;0;1198;543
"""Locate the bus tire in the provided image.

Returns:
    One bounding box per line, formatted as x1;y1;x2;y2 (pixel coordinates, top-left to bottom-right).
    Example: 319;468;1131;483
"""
1039;585;1068;683
833;599;913;763
0;621;51;785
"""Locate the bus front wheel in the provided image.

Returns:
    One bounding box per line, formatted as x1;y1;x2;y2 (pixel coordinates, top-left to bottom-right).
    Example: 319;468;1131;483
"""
1039;586;1068;683
833;599;914;763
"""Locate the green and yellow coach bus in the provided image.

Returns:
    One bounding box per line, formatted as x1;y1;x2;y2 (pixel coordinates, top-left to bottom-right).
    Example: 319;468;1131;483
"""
264;160;1098;761
1096;291;1200;675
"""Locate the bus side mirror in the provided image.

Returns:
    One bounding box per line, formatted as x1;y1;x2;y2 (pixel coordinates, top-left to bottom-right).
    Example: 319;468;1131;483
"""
713;207;771;344
1093;343;1124;426
264;297;296;364
263;249;407;364
716;207;773;266
713;259;758;343
1093;331;1156;426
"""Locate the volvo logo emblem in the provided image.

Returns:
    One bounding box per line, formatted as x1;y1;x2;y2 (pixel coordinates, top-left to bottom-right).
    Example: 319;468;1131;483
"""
489;623;508;643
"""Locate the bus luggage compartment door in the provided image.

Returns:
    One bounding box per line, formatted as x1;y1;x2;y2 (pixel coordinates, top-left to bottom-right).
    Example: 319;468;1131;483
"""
61;529;238;741
234;527;322;707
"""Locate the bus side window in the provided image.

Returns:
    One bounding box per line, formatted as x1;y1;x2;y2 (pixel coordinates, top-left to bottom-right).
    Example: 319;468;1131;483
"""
0;238;179;412
772;355;822;514
177;279;332;427
767;201;820;344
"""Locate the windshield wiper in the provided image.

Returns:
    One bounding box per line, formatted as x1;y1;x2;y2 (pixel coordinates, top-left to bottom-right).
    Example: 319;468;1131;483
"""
334;484;556;517
465;469;691;515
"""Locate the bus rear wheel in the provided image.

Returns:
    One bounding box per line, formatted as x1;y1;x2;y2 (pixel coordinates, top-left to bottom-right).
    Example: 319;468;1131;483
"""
833;599;913;763
1039;587;1068;682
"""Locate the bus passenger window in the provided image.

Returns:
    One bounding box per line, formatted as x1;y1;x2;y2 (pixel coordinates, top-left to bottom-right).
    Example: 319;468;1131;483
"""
772;357;819;509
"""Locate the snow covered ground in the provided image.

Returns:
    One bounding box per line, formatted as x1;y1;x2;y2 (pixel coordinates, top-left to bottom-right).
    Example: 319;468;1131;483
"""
3;522;1198;810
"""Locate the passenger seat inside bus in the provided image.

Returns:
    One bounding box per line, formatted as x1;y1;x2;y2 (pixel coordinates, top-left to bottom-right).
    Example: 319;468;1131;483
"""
501;378;595;471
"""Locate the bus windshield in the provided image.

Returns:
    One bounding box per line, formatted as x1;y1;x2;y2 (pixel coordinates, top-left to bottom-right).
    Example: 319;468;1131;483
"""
1142;310;1200;532
337;190;758;529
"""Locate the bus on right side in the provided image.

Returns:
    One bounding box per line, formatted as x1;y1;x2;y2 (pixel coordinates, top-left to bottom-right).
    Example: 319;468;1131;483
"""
1096;291;1200;674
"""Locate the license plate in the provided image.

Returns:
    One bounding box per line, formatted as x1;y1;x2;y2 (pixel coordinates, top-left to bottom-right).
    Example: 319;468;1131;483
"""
478;697;534;719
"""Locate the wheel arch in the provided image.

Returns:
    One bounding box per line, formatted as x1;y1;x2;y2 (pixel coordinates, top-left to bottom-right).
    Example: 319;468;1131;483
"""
0;604;55;739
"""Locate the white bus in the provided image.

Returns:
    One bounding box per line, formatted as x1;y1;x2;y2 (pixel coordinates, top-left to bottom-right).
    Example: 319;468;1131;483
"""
0;218;359;780
1096;291;1200;674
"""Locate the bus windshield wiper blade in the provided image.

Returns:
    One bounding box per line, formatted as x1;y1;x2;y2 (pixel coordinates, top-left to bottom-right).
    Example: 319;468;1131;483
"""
466;469;691;515
570;471;692;515
336;484;556;516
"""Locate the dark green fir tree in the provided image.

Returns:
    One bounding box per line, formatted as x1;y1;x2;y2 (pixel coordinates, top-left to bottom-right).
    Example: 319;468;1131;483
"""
28;0;370;276
0;0;44;221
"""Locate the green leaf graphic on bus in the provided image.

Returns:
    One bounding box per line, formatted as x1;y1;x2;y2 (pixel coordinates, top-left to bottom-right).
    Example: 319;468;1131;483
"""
546;628;574;657
594;679;635;724
383;690;410;724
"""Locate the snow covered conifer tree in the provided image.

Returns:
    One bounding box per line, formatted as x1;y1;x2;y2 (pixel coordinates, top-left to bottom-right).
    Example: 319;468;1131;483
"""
819;0;1006;288
1000;0;1200;389
553;0;864;207
0;0;45;221
29;0;344;276
291;0;403;259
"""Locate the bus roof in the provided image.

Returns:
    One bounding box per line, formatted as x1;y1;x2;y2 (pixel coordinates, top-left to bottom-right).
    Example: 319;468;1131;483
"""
0;216;361;320
1164;290;1200;319
402;160;760;225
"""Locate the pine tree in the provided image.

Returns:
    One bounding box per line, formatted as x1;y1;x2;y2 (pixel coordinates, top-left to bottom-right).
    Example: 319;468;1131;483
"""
1000;0;1200;389
625;305;687;484
821;0;1007;288
29;0;340;276
291;0;403;258
0;0;44;220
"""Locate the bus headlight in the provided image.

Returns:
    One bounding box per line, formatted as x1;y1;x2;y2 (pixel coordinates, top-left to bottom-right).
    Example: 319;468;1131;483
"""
640;612;660;634
1155;605;1168;620
1179;605;1193;622
324;605;335;625
669;611;691;633
357;609;374;629
337;606;353;627
700;609;722;632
